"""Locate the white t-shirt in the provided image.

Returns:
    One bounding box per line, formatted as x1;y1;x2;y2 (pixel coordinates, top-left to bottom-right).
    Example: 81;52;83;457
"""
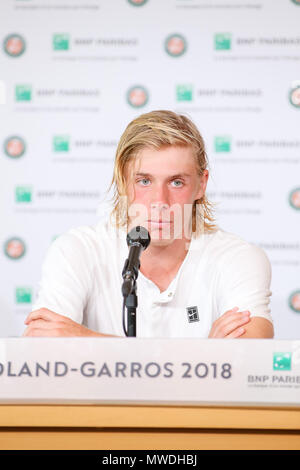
32;219;273;338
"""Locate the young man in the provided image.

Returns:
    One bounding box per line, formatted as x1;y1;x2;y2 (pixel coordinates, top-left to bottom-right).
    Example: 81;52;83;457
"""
23;110;274;338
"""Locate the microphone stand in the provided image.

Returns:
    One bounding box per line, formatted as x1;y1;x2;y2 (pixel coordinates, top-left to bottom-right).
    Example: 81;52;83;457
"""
122;259;139;337
125;283;137;337
121;226;150;338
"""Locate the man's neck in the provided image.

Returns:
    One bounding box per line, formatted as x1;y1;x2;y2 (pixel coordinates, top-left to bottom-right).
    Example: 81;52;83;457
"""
139;237;191;291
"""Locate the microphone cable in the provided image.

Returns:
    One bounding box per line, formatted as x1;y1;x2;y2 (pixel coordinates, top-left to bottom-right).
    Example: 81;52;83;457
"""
122;297;128;337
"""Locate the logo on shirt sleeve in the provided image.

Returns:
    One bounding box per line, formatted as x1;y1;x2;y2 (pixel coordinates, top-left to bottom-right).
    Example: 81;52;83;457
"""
186;306;199;323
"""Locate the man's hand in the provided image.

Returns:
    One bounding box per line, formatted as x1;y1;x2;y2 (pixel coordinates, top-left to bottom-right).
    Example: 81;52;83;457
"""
208;306;251;338
22;308;116;338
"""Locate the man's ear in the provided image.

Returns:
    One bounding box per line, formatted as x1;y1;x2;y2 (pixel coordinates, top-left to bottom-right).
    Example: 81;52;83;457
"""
195;169;209;200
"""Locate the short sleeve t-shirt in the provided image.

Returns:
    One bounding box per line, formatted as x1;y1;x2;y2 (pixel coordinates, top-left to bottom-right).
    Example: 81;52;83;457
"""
31;219;273;337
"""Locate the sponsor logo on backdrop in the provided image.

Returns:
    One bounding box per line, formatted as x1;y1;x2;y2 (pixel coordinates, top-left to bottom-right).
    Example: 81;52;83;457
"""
273;353;292;371
165;34;187;57
73;37;138;47
36;88;98;97
127;0;148;5
4;238;26;260
16;287;32;304
215;34;300;51
214;136;231;152
289;291;300;313
127;86;148;107
176;87;262;105
207;190;261;200
4;136;26;158
53;34;70;51
235;37;300;46
74;139;117;147
289;85;300;108
52;137;117;153
15;86;100;106
27;189;100;200
214;33;231;50
3;34;26;57
15;186;32;203
176;85;193;101
235;139;300;149
15;85;32;101
289;188;300;210
258;242;300;250
53;136;70;152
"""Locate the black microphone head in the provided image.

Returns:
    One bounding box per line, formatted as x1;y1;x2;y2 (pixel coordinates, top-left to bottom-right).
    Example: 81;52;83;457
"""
126;226;151;250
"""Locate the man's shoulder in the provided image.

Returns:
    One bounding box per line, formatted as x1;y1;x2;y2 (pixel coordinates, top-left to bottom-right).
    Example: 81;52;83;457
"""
213;228;254;249
197;227;252;249
53;223;98;249
52;216;127;256
199;228;268;263
51;217;117;252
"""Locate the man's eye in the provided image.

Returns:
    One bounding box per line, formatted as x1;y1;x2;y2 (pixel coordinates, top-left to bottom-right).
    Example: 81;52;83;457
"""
138;178;150;186
171;180;183;187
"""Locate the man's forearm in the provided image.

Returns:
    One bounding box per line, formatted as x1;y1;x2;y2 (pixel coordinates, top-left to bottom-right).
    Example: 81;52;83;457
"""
239;317;274;338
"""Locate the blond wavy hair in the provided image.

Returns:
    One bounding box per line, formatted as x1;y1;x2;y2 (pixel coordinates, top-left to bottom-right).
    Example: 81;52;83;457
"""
109;110;217;236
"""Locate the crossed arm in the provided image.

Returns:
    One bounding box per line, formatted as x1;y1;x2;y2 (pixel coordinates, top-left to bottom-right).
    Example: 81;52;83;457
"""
22;306;274;338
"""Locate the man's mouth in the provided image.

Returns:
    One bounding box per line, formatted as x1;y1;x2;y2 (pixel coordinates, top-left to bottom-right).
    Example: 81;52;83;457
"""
148;220;172;223
147;220;173;228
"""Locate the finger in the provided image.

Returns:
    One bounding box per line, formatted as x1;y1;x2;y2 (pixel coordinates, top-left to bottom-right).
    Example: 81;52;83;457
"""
212;313;250;338
212;308;244;327
23;327;65;337
224;306;239;315
220;307;240;318
24;319;64;330
25;309;66;325
226;327;245;339
218;311;250;329
220;307;250;322
220;315;251;337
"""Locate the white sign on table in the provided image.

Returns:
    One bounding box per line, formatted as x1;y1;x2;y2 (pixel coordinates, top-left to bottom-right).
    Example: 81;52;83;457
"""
0;338;299;407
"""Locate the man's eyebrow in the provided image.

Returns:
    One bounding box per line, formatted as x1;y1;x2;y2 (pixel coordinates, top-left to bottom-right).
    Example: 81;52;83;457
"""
134;172;192;178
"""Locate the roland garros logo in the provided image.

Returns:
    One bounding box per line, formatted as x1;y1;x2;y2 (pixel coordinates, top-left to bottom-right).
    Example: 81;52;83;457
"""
127;86;149;108
127;0;148;5
289;291;300;313
3;34;26;57
289;188;300;210
4;238;26;260
289;85;300;108
4;136;26;158
165;34;187;57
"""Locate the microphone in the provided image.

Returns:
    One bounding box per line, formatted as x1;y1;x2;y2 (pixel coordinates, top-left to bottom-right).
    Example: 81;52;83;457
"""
122;226;151;297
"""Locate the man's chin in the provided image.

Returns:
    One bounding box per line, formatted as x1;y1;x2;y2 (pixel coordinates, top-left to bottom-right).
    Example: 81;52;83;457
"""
147;237;174;247
147;228;182;246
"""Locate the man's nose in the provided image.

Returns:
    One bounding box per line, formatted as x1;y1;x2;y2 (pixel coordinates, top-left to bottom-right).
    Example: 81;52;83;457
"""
150;184;170;208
